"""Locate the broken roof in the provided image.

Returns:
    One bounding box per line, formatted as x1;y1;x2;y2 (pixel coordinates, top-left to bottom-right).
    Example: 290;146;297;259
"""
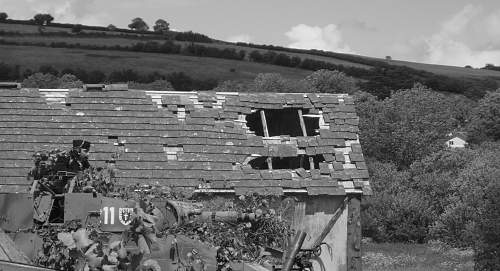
0;86;371;196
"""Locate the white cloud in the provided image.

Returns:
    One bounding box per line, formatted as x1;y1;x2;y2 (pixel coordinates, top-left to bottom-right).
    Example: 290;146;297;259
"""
1;0;105;25
226;34;252;43
285;24;354;54
392;4;500;67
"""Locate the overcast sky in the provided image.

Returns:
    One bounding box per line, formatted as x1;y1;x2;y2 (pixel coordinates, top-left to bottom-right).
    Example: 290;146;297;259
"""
2;0;500;67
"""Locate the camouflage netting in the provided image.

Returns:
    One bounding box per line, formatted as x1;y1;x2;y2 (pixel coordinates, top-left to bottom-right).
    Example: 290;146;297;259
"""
26;141;294;270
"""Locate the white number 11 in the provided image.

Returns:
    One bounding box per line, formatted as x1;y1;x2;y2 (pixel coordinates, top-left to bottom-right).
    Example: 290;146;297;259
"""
102;207;115;224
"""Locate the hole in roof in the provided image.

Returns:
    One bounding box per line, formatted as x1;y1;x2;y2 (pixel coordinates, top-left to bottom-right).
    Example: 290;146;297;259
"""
108;136;118;140
246;108;319;137
65;103;71;107
248;154;325;170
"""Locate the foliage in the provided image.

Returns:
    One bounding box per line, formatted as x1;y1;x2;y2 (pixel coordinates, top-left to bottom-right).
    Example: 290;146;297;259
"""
128;17;149;31
304;69;358;94
0;12;8;21
153;19;169;33
128;79;175;91
466;89;500;144
167;194;294;263
431;143;500;247
33;13;54;25
356;85;460;168
22;72;60;88
107;24;117;31
59;73;83;88
253;73;288;92
408;148;474;218
174;31;212;43
21;72;84;88
213;80;251;93
362;161;435;242
71;24;83;33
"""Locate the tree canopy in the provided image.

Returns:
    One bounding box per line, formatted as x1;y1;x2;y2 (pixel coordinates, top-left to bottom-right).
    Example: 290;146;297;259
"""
304;69;358;94
128;17;149;31
33;13;54;25
153;19;169;33
356;84;463;168
466;89;500;144
0;12;8;21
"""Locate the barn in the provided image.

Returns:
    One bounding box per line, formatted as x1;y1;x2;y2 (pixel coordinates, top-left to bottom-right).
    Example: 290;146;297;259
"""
0;83;371;271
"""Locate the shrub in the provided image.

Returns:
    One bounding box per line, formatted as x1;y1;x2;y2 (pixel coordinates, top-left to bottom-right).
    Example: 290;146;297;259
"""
22;72;60;88
253;73;287;92
58;74;83;88
304;69;358;94
431;142;500;248
466;89;500;144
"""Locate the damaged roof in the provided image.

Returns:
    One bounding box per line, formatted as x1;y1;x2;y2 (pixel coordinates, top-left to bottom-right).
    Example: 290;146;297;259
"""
0;86;371;196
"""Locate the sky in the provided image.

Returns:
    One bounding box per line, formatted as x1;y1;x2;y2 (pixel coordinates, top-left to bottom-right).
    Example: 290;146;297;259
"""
2;0;500;67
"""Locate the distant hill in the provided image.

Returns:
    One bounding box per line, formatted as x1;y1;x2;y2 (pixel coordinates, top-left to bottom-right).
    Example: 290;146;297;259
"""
1;20;499;98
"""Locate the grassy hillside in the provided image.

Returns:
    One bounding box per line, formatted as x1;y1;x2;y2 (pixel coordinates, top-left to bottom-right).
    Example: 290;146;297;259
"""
0;44;311;81
3;22;499;79
1;21;500;98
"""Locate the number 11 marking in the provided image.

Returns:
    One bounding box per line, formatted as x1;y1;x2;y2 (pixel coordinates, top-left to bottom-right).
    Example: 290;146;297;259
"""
102;207;115;224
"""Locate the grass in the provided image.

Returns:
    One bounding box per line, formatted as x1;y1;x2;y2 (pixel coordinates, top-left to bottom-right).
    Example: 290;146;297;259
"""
0;44;311;81
362;242;474;271
4;22;500;80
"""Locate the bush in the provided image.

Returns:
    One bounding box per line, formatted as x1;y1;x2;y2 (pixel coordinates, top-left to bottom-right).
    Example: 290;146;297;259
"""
431;142;500;248
58;74;83;88
253;73;288;92
466;89;500;144
361;161;435;242
22;72;60;88
304;69;358;94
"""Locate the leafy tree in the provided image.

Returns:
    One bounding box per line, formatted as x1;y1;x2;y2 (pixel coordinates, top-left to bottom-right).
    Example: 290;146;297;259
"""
22;73;60;88
33;13;54;25
304;69;358;94
58;74;83;88
249;50;263;62
253;73;287;92
466;89;500;144
107;24;117;31
128;17;149;31
0;12;8;21
153;19;169;33
361;161;434;242
431;143;500;249
356;84;459;168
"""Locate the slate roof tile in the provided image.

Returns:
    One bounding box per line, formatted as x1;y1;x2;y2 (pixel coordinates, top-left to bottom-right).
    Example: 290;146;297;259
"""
0;89;369;194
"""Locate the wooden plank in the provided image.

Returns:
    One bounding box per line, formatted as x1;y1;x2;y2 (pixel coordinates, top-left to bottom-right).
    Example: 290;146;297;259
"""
347;195;362;271
259;110;272;170
298;109;308;136
0;228;31;264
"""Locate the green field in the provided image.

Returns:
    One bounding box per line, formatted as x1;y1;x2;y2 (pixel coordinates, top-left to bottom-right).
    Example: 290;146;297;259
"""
0;44;311;81
362;242;474;271
3;22;500;81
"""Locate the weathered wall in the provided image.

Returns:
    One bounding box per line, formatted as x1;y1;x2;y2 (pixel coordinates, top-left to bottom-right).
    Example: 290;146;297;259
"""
292;195;347;271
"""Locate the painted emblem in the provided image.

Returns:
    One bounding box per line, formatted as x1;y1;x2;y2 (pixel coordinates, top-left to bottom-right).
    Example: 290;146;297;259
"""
118;208;134;225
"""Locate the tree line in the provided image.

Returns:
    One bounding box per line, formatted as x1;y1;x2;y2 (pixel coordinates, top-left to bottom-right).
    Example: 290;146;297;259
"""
0;12;213;43
1;34;497;99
